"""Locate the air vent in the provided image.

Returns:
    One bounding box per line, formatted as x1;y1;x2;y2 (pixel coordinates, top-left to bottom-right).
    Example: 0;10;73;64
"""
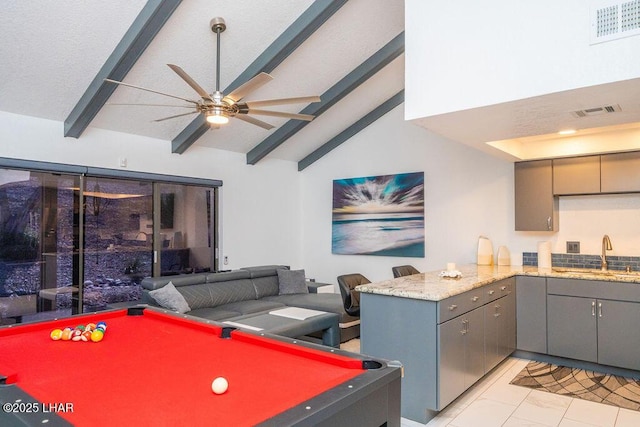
591;0;640;44
571;104;622;118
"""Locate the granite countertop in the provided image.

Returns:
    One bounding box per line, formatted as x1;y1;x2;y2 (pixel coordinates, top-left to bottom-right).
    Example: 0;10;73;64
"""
355;265;640;302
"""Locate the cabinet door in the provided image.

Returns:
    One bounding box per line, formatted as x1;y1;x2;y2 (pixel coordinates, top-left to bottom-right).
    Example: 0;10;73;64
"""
438;316;467;409
465;307;485;389
515;160;558;231
553;156;600;195
601;151;640;193
597;299;640;370
484;300;501;372
500;290;516;360
485;292;516;374
516;276;547;353
547;295;597;362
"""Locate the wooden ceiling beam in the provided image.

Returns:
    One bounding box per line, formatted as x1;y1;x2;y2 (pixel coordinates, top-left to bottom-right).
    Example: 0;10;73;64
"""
64;0;182;138
246;32;404;165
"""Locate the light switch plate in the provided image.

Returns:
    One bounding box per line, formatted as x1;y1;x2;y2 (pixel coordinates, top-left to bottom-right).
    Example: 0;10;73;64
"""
567;241;580;254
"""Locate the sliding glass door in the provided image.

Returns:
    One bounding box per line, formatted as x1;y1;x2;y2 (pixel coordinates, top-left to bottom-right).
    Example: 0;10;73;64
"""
0;164;219;324
157;183;217;276
0;169;80;324
82;177;153;311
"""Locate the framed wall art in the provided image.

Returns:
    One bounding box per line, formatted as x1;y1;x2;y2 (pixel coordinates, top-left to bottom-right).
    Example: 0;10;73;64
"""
332;172;424;257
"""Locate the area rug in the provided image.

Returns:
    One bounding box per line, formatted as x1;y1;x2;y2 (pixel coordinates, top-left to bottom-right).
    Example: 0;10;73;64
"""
510;361;640;411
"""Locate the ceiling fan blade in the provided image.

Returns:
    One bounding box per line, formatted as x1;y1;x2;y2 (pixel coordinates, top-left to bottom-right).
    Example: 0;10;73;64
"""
167;64;213;101
152;111;199;122
246;109;315;121
104;78;200;105
107;103;194;108
244;96;321;108
223;72;273;104
234;114;274;130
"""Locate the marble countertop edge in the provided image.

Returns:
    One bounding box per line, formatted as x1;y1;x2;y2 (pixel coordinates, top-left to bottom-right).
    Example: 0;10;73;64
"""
355;265;640;301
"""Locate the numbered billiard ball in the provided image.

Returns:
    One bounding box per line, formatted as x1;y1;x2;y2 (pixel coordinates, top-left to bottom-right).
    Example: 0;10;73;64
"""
90;329;104;343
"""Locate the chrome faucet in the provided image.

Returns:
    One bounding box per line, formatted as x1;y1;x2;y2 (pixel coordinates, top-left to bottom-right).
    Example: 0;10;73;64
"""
601;235;613;271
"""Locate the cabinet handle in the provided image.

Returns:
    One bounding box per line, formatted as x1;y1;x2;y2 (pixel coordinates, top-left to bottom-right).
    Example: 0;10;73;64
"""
598;302;602;318
449;304;458;311
460;319;467;335
500;286;507;291
494;304;501;317
547;216;552;230
488;290;495;295
591;301;596;316
471;296;479;302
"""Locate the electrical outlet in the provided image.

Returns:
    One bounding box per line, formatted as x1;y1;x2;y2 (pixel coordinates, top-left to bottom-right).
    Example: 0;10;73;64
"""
567;241;580;254
223;256;228;265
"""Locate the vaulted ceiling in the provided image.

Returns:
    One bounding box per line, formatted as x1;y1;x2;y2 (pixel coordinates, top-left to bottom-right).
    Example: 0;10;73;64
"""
0;0;405;170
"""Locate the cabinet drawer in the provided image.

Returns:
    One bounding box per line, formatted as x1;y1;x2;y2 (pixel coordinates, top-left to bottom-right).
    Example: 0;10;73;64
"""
484;278;514;303
547;277;640;302
438;289;485;323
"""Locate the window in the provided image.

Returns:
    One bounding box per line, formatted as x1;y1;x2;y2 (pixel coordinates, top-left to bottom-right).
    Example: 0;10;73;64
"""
0;160;220;323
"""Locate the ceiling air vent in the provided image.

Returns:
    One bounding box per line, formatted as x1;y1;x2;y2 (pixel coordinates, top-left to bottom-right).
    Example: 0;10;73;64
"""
571;104;622;118
591;0;640;44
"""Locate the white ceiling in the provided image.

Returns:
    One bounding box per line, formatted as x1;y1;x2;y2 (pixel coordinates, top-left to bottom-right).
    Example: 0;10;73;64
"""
1;1;638;166
412;77;640;161
0;0;405;164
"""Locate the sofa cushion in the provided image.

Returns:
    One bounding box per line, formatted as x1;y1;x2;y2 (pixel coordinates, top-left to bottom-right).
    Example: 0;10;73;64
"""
179;279;257;310
277;269;308;295
242;265;289;299
148;282;190;314
241;265;290;278
205;270;251;283
141;273;208;291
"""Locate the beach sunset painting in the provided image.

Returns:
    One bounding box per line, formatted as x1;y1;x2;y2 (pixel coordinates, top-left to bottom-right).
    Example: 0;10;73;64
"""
332;172;424;257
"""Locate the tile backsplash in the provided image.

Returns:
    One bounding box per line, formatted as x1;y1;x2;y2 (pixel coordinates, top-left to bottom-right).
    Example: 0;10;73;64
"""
522;252;640;272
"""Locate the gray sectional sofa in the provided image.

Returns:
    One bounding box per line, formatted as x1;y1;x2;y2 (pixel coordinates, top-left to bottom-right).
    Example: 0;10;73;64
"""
139;265;360;343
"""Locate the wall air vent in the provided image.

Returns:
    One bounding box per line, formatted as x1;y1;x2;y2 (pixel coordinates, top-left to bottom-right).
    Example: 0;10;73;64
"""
591;0;640;44
571;104;622;118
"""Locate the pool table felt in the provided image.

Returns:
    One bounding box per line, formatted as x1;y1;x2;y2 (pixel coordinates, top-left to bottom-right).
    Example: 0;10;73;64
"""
0;310;364;426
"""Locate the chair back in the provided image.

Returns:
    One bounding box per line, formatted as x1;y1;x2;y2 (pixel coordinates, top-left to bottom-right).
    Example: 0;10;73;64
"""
336;273;370;316
392;265;420;278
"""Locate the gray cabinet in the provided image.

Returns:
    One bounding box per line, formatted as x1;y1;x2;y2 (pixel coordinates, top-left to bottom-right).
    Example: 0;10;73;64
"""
483;278;516;373
437;278;515;409
514;160;558;231
547;294;598;362
485;280;516;373
597;299;640;370
361;278;516;423
553;155;600;195
601;151;640;193
546;277;640;371
516;276;547;353
438;306;484;408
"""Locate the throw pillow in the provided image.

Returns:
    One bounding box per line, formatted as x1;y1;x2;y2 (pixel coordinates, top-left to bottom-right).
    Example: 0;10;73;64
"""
148;282;191;314
277;269;309;295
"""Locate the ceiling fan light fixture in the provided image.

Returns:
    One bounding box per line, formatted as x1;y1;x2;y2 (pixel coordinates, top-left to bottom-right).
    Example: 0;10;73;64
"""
206;110;229;125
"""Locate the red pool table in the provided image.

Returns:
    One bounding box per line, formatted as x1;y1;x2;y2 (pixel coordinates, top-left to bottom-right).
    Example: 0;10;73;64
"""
0;307;401;426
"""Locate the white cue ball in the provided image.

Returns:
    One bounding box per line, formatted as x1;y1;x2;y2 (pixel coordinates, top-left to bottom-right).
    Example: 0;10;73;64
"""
212;377;229;394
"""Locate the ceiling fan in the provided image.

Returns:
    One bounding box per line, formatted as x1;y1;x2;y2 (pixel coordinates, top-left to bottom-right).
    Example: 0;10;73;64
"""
104;17;321;130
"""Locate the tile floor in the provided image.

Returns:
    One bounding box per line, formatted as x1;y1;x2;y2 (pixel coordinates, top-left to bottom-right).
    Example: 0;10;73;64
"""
399;357;640;427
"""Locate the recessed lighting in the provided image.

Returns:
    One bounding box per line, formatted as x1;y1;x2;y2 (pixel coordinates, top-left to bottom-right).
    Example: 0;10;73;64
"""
558;129;577;135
